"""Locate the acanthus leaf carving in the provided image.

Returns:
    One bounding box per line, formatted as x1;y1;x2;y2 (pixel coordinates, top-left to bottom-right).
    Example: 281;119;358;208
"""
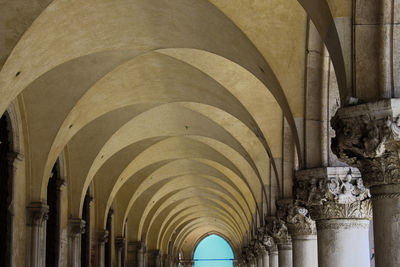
295;167;372;221
331;99;400;186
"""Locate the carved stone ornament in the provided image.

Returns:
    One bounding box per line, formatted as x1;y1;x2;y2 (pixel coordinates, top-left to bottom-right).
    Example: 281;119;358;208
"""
331;99;400;187
265;216;291;245
256;227;275;252
68;219;86;236
276;199;316;235
26;202;49;226
295;167;372;220
115;237;125;250
98;230;109;244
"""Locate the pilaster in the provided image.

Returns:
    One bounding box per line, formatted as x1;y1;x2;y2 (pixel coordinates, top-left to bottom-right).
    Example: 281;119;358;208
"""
68;219;85;267
26;202;49;267
115;237;125;267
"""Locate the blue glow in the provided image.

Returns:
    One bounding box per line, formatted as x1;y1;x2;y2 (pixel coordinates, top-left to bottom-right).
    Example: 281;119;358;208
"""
193;234;234;267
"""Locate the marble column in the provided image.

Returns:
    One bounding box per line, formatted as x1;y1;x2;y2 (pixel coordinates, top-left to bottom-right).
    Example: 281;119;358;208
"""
295;167;372;267
276;199;318;267
97;230;109;267
115;237;125;267
265;217;292;267
331;100;400;267
268;247;278;267
261;249;269;267
68;219;85;267
26;202;49;267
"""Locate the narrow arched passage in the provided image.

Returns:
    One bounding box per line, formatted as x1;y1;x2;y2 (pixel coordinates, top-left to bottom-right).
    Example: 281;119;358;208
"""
192;234;234;267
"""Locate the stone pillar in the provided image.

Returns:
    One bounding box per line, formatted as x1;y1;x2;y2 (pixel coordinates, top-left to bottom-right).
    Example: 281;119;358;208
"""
26;202;49;267
257;252;263;267
261;249;269;267
136;241;146;267
295;167;372;267
331;100;400;267
97;230;109;267
68;219;85;267
265;217;292;267
268;247;278;267
276;200;317;267
115;237;125;267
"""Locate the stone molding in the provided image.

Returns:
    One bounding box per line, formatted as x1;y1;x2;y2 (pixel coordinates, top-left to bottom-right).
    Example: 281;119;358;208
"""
265;216;291;245
295;167;372;220
331;99;400;187
68;219;86;236
316;219;370;230
276;199;316;236
26;202;49;226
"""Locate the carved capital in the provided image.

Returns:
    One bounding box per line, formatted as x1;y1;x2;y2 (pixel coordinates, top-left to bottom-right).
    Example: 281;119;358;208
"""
97;230;109;244
276;199;316;236
295;167;372;220
180;259;194;267
265;216;291;245
256;227;275;253
26;202;49;226
115;237;125;250
332;99;400;187
68;219;86;236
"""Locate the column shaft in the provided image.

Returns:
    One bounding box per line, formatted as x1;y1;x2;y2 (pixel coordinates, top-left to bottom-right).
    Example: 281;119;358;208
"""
269;250;278;267
68;219;85;267
317;219;370;267
26;202;49;267
371;184;400;267
291;235;317;267
278;244;292;267
262;251;269;267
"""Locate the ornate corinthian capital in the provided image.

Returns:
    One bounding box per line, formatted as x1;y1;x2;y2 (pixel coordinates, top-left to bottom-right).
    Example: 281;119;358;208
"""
265;216;291;245
26;202;49;226
331;99;400;186
68;219;86;236
277;199;316;235
295;167;372;220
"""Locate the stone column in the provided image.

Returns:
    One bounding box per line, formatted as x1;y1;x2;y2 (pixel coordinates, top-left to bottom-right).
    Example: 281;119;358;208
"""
295;167;372;267
261;248;269;267
265;217;292;267
136;241;146;267
331;99;400;267
68;219;85;267
26;202;49;267
97;230;109;267
268;247;278;267
115;237;125;267
277;200;318;267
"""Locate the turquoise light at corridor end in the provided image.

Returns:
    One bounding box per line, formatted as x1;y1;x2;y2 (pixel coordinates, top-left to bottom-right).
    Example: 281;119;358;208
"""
193;234;234;267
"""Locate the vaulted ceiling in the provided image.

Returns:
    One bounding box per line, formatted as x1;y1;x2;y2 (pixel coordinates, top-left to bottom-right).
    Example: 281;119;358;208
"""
0;0;350;257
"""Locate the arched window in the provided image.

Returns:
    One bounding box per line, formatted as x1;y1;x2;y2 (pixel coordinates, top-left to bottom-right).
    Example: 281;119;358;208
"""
0;113;13;267
193;235;234;267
